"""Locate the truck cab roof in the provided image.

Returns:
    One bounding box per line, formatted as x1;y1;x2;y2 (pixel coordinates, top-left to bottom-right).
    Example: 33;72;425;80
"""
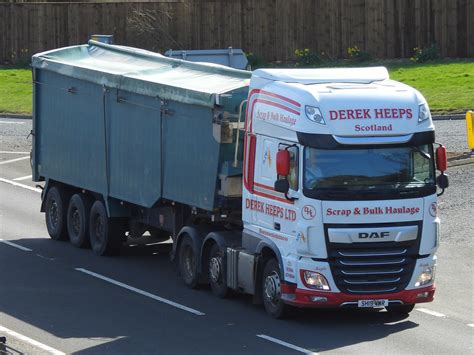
249;67;434;141
253;67;389;84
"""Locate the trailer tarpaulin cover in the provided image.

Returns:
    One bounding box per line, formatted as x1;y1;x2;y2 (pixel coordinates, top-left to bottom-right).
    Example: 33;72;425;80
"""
32;40;251;108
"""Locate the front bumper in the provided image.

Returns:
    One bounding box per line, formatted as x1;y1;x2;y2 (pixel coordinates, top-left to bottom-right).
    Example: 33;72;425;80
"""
281;283;435;308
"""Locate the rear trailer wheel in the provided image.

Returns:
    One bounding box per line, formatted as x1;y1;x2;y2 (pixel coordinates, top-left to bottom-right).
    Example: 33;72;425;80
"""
45;186;69;241
208;244;229;298
386;304;415;315
178;236;199;289
67;194;92;248
89;200;125;256
262;258;289;319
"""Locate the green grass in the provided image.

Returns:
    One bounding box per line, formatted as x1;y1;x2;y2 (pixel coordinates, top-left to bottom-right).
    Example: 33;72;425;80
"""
388;60;474;114
0;67;32;114
0;60;473;115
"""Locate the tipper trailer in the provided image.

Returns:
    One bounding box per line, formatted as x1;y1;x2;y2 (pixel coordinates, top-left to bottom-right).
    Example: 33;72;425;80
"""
32;41;449;318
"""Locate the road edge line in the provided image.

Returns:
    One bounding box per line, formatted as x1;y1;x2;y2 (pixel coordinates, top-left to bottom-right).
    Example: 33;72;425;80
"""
0;239;32;252
0;156;30;165
75;268;205;316
0;325;65;355
13;175;32;181
0;177;41;193
416;308;446;317
256;334;316;354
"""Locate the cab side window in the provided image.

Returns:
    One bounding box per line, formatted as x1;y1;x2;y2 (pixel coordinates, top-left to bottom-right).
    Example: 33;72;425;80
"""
278;145;299;191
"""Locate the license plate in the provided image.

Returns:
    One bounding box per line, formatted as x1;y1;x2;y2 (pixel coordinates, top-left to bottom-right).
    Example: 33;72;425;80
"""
358;299;389;308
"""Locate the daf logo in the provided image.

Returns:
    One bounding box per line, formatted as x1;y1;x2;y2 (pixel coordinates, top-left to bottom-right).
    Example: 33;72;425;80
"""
358;231;390;239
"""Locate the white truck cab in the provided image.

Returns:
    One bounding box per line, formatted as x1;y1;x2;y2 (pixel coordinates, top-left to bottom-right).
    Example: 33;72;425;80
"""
240;67;447;317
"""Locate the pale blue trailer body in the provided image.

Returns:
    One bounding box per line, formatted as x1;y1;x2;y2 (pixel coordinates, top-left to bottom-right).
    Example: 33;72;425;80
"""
32;41;250;214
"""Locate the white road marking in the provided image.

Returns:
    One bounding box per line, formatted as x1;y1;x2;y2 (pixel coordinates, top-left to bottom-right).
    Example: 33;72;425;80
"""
416;308;446;317
0;325;65;355
0;178;42;193
256;334;317;354
146;242;163;246
0;121;25;124
468;324;474;328
0;239;32;252
36;253;56;261
0;151;29;154
13;174;32;181
0;156;30;165
75;268;205;316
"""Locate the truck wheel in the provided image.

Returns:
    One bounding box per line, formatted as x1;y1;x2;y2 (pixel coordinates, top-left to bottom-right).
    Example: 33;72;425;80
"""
67;194;92;248
89;200;124;256
178;236;199;289
45;186;68;241
208;244;229;298
262;258;288;319
386;304;415;315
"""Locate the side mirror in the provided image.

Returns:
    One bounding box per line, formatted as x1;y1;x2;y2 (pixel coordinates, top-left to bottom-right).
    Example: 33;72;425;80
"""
436;145;447;172
276;150;290;176
437;174;449;189
274;179;290;194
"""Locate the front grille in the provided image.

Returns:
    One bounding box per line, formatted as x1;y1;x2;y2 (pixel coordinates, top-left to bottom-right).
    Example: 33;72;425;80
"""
325;223;421;294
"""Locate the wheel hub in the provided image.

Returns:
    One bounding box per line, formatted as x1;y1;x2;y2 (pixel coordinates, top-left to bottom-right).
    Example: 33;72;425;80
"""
184;246;195;277
49;201;59;227
94;215;104;242
72;209;81;234
264;271;281;302
209;256;221;283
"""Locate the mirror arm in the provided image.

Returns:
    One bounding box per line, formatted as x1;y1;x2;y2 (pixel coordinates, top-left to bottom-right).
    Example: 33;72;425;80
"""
284;192;298;201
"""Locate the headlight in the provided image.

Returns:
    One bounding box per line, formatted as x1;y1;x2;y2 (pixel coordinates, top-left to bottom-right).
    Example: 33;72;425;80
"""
418;103;431;123
305;106;326;125
415;266;435;287
301;270;330;290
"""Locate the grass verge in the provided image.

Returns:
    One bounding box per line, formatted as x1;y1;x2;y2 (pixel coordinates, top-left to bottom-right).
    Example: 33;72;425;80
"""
388;60;474;115
0;66;32;114
0;60;473;115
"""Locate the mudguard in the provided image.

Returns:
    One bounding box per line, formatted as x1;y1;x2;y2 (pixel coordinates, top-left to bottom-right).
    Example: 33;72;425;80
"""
255;238;284;279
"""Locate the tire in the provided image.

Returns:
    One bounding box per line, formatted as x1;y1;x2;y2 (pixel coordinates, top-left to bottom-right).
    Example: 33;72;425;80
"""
208;244;229;298
262;258;289;319
386;304;415;315
89;200;125;256
44;186;69;241
178;236;199;289
67;194;92;248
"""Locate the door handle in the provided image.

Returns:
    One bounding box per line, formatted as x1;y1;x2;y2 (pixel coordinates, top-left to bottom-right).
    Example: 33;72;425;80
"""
274;223;281;231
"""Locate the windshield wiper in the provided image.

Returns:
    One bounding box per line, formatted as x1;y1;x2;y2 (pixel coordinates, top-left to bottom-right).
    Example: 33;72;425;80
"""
411;146;431;160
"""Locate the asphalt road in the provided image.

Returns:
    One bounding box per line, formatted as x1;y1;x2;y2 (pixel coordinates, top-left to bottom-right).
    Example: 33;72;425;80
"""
0;117;473;354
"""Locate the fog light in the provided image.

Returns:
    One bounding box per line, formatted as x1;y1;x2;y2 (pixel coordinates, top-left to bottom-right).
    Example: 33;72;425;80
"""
416;292;429;299
310;296;328;303
415;266;435;287
301;270;330;290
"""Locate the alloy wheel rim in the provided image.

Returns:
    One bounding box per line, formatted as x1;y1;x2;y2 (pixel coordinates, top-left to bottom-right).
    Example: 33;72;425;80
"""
72;208;81;235
184;245;195;278
209;256;221;283
264;271;281;304
49;200;59;228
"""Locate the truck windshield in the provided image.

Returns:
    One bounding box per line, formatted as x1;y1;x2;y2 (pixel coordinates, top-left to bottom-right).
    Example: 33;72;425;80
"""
303;144;436;200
